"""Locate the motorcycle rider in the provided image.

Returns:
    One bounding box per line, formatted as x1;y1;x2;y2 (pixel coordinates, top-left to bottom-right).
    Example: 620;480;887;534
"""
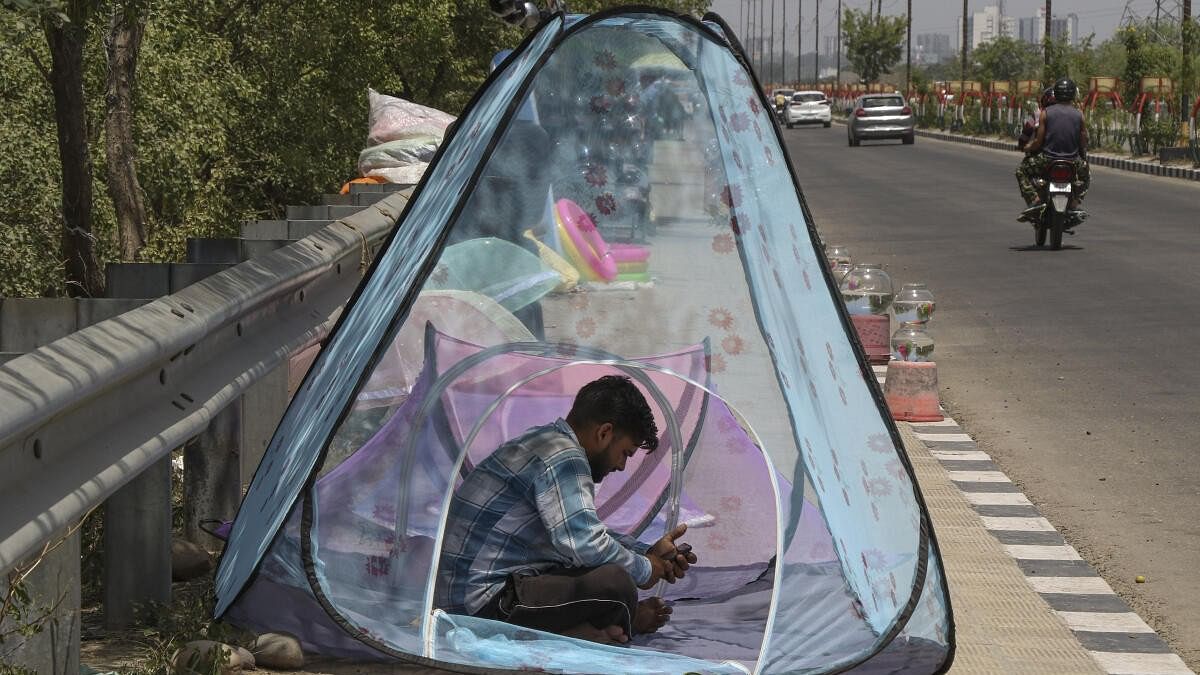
1016;77;1091;225
1017;87;1055;151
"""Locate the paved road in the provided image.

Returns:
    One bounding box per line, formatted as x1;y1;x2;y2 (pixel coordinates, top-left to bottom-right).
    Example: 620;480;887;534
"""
782;124;1200;669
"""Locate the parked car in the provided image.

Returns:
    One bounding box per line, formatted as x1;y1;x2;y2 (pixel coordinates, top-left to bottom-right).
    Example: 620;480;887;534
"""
785;91;832;128
847;94;915;146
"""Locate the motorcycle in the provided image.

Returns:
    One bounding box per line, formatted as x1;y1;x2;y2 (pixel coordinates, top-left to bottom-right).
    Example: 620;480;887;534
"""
1032;160;1082;250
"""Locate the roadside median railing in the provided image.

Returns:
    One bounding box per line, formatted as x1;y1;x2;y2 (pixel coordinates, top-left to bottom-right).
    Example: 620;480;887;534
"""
0;190;408;623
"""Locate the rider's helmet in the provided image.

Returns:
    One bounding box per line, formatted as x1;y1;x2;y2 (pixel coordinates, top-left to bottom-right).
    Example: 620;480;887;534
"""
1040;87;1056;109
1053;77;1077;102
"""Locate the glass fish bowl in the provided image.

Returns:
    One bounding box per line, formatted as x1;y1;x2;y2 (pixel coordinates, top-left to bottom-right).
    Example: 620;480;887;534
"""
840;262;894;315
893;283;936;324
826;244;852;271
891;322;935;362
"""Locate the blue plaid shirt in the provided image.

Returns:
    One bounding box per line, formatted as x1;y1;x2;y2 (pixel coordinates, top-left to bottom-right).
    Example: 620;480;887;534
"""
436;419;652;615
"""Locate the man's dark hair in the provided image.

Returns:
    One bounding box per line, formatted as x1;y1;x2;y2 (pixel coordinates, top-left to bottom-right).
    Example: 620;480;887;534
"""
566;375;659;451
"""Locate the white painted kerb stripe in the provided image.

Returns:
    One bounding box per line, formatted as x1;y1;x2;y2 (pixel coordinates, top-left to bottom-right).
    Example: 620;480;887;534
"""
1005;544;1082;561
1026;576;1115;595
932;451;991;461
980;516;1057;532
917;432;974;443
964;492;1032;506
1056;611;1155;634
1088;651;1193;675
949;470;1011;483
908;419;960;427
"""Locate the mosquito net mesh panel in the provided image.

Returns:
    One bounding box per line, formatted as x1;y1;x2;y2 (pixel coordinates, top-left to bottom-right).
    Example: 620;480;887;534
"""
214;9;953;674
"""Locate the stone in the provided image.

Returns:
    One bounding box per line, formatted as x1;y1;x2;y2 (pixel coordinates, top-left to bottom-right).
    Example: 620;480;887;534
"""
252;631;305;670
171;640;244;674
171;540;213;582
236;646;256;669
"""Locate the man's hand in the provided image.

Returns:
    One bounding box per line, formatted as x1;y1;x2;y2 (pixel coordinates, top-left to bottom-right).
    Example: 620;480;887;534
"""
639;555;675;590
643;523;699;586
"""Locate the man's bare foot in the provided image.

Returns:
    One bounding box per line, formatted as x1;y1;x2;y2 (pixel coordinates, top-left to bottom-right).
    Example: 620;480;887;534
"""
561;622;628;645
633;597;672;634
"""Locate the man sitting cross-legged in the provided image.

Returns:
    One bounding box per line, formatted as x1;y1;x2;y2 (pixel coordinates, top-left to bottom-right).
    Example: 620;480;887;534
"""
436;375;698;644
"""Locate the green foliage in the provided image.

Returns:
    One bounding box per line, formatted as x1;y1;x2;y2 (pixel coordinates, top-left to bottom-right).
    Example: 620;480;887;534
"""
6;0;708;296
1120;25;1180;106
972;36;1041;84
840;8;906;84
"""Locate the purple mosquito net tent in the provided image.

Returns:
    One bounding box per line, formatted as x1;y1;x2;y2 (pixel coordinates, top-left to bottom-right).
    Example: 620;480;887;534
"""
213;7;954;674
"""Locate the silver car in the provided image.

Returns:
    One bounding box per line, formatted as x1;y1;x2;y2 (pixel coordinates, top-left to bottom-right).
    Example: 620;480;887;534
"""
847;94;915;146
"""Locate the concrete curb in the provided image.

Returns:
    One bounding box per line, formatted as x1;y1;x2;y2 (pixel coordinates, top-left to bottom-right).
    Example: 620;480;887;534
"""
878;365;1195;674
911;127;1200;182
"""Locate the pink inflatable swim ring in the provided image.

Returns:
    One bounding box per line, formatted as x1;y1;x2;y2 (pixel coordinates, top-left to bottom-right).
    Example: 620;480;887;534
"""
556;199;618;281
611;243;651;263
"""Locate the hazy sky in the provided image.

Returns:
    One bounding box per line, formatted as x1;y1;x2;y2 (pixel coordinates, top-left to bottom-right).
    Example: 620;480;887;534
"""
707;0;1158;48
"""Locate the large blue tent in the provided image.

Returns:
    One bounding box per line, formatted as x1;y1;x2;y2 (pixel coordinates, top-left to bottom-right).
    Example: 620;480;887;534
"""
214;8;954;673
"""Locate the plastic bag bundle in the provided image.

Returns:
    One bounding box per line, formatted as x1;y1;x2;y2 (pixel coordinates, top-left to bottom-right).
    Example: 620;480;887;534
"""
358;137;441;175
367;88;456;146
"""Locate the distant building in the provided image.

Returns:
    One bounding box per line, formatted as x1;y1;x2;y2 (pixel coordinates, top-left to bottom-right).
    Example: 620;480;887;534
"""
975;5;1015;47
1019;8;1079;47
915;33;951;64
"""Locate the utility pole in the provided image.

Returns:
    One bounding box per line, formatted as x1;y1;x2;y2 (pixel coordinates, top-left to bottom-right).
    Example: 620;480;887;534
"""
836;0;842;90
770;0;776;84
1184;0;1193;126
961;0;969;96
782;0;788;84
746;1;753;66
1044;0;1052;81
760;0;766;77
815;0;821;83
799;1;803;84
907;0;913;95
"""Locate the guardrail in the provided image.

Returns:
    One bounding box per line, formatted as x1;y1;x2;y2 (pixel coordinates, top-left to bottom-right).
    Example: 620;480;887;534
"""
0;190;409;576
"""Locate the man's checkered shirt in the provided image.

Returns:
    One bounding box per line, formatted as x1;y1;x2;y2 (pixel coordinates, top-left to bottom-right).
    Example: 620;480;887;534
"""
436;419;652;615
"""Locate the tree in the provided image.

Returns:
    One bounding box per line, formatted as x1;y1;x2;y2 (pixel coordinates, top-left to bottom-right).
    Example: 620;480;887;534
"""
972;36;1042;84
1119;25;1178;107
2;0;715;297
840;8;906;84
42;0;106;297
104;1;148;262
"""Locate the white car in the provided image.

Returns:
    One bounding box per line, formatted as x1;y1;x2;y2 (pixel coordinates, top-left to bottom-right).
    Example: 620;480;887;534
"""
785;91;832;128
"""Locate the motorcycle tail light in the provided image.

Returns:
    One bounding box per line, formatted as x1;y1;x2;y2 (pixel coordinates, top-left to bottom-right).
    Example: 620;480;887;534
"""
855;108;866;117
1048;165;1073;181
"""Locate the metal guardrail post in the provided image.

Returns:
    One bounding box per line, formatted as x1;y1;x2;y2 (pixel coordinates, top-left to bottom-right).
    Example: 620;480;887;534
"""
101;263;177;628
103;459;172;629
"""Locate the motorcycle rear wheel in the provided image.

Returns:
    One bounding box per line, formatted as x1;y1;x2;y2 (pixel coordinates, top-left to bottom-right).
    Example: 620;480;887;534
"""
1035;218;1048;247
1050;211;1065;250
